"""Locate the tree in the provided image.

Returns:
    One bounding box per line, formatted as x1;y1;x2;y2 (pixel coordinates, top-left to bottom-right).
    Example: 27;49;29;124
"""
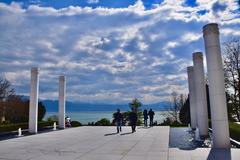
179;95;190;124
0;78;15;100
129;98;143;125
0;77;46;123
0;78;15;122
223;39;240;121
162;92;186;125
5;98;46;123
5;95;29;123
38;102;46;121
179;84;212;125
164;92;186;123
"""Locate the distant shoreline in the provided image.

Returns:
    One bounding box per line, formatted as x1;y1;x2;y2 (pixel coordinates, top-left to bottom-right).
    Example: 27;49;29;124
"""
44;111;167;125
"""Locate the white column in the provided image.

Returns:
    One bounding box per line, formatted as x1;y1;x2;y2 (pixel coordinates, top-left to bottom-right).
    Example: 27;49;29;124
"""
187;66;197;130
193;52;209;138
29;67;39;133
203;23;230;148
58;75;66;129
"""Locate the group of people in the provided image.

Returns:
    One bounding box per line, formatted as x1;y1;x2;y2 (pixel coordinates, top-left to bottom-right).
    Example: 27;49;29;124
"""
113;108;155;133
143;109;155;127
114;108;138;133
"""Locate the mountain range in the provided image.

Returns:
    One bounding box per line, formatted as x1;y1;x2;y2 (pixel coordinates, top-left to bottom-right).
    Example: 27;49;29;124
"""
42;100;171;112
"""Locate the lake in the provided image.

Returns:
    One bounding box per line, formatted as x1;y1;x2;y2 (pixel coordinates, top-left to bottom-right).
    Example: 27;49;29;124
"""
44;111;167;125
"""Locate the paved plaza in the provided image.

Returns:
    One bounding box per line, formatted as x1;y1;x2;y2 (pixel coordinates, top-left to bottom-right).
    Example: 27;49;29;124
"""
0;126;239;160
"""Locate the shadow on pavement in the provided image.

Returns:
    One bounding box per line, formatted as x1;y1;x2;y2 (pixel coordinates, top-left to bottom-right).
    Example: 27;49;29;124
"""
104;132;118;136
207;148;232;160
120;132;133;136
138;126;151;129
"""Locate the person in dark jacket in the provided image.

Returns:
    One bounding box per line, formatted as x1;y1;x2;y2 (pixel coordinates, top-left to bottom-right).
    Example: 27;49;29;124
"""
114;109;122;133
143;109;148;127
129;107;138;133
148;109;155;127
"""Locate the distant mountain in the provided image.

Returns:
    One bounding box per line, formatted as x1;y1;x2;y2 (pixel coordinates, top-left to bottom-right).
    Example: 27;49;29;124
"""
42;100;171;112
19;95;171;112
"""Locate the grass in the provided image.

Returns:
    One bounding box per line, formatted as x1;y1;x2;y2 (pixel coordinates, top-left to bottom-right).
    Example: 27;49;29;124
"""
209;121;240;142
229;122;240;142
0;121;56;133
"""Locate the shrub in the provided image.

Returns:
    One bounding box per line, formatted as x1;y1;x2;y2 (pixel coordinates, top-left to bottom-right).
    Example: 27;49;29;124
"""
0;121;56;133
70;121;82;127
95;118;111;126
0;123;27;132
38;121;56;128
47;115;58;122
159;117;187;127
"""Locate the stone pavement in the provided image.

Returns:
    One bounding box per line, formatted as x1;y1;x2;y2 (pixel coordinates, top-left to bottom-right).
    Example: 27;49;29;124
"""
0;126;239;160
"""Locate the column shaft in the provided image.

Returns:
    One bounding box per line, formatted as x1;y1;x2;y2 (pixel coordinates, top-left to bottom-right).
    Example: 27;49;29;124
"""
203;23;230;148
58;75;66;129
193;52;209;137
29;67;39;133
187;66;197;129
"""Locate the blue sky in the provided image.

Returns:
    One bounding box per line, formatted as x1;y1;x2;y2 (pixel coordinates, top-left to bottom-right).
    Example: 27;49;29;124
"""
0;0;239;104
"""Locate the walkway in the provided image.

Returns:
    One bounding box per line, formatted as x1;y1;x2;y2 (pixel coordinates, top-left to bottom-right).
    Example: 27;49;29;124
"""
0;126;239;160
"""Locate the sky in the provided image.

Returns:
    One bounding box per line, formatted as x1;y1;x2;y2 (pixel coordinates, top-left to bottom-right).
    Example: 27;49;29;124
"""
0;0;239;104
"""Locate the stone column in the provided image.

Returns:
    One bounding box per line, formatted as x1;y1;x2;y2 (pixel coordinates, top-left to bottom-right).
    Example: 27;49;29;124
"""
193;52;209;138
29;67;39;133
58;75;66;129
187;66;197;130
203;23;230;148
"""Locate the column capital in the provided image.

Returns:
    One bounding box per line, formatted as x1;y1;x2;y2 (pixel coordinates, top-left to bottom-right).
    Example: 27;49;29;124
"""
59;75;66;81
203;23;219;36
31;67;39;74
187;66;194;72
193;52;203;60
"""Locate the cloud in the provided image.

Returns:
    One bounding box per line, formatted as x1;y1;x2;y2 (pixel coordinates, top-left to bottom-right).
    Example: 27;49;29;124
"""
0;0;239;104
87;0;99;4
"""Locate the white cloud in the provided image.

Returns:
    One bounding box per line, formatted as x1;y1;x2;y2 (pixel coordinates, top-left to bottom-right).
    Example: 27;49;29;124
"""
221;28;240;36
87;0;99;4
181;33;202;42
0;0;239;104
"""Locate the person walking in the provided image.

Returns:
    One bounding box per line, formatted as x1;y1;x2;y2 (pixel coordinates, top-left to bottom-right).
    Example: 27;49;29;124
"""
114;109;122;133
148;109;155;127
129;107;138;133
143;109;148;127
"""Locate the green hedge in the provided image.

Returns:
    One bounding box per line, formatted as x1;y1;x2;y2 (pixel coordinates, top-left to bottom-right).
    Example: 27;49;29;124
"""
0;121;56;133
70;121;82;127
0;123;28;133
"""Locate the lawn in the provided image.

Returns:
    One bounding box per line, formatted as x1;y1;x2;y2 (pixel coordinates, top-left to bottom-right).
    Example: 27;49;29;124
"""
229;122;240;142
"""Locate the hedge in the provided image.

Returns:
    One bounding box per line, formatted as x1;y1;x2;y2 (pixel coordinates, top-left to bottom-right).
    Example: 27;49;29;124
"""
0;121;56;133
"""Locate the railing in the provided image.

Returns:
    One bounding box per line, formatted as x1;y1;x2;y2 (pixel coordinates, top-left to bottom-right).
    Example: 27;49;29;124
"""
208;128;240;148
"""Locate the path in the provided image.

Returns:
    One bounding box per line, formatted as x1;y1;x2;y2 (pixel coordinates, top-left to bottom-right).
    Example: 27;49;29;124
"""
0;126;239;160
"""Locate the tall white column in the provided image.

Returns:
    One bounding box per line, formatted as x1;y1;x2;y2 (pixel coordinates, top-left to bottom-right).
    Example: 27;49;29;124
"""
29;67;39;133
193;52;209;138
187;66;197;130
58;75;66;129
203;23;230;148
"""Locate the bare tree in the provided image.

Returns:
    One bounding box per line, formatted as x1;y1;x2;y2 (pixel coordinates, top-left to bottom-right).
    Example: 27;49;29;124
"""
0;78;15;100
0;78;15;122
164;92;186;122
223;38;240;121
